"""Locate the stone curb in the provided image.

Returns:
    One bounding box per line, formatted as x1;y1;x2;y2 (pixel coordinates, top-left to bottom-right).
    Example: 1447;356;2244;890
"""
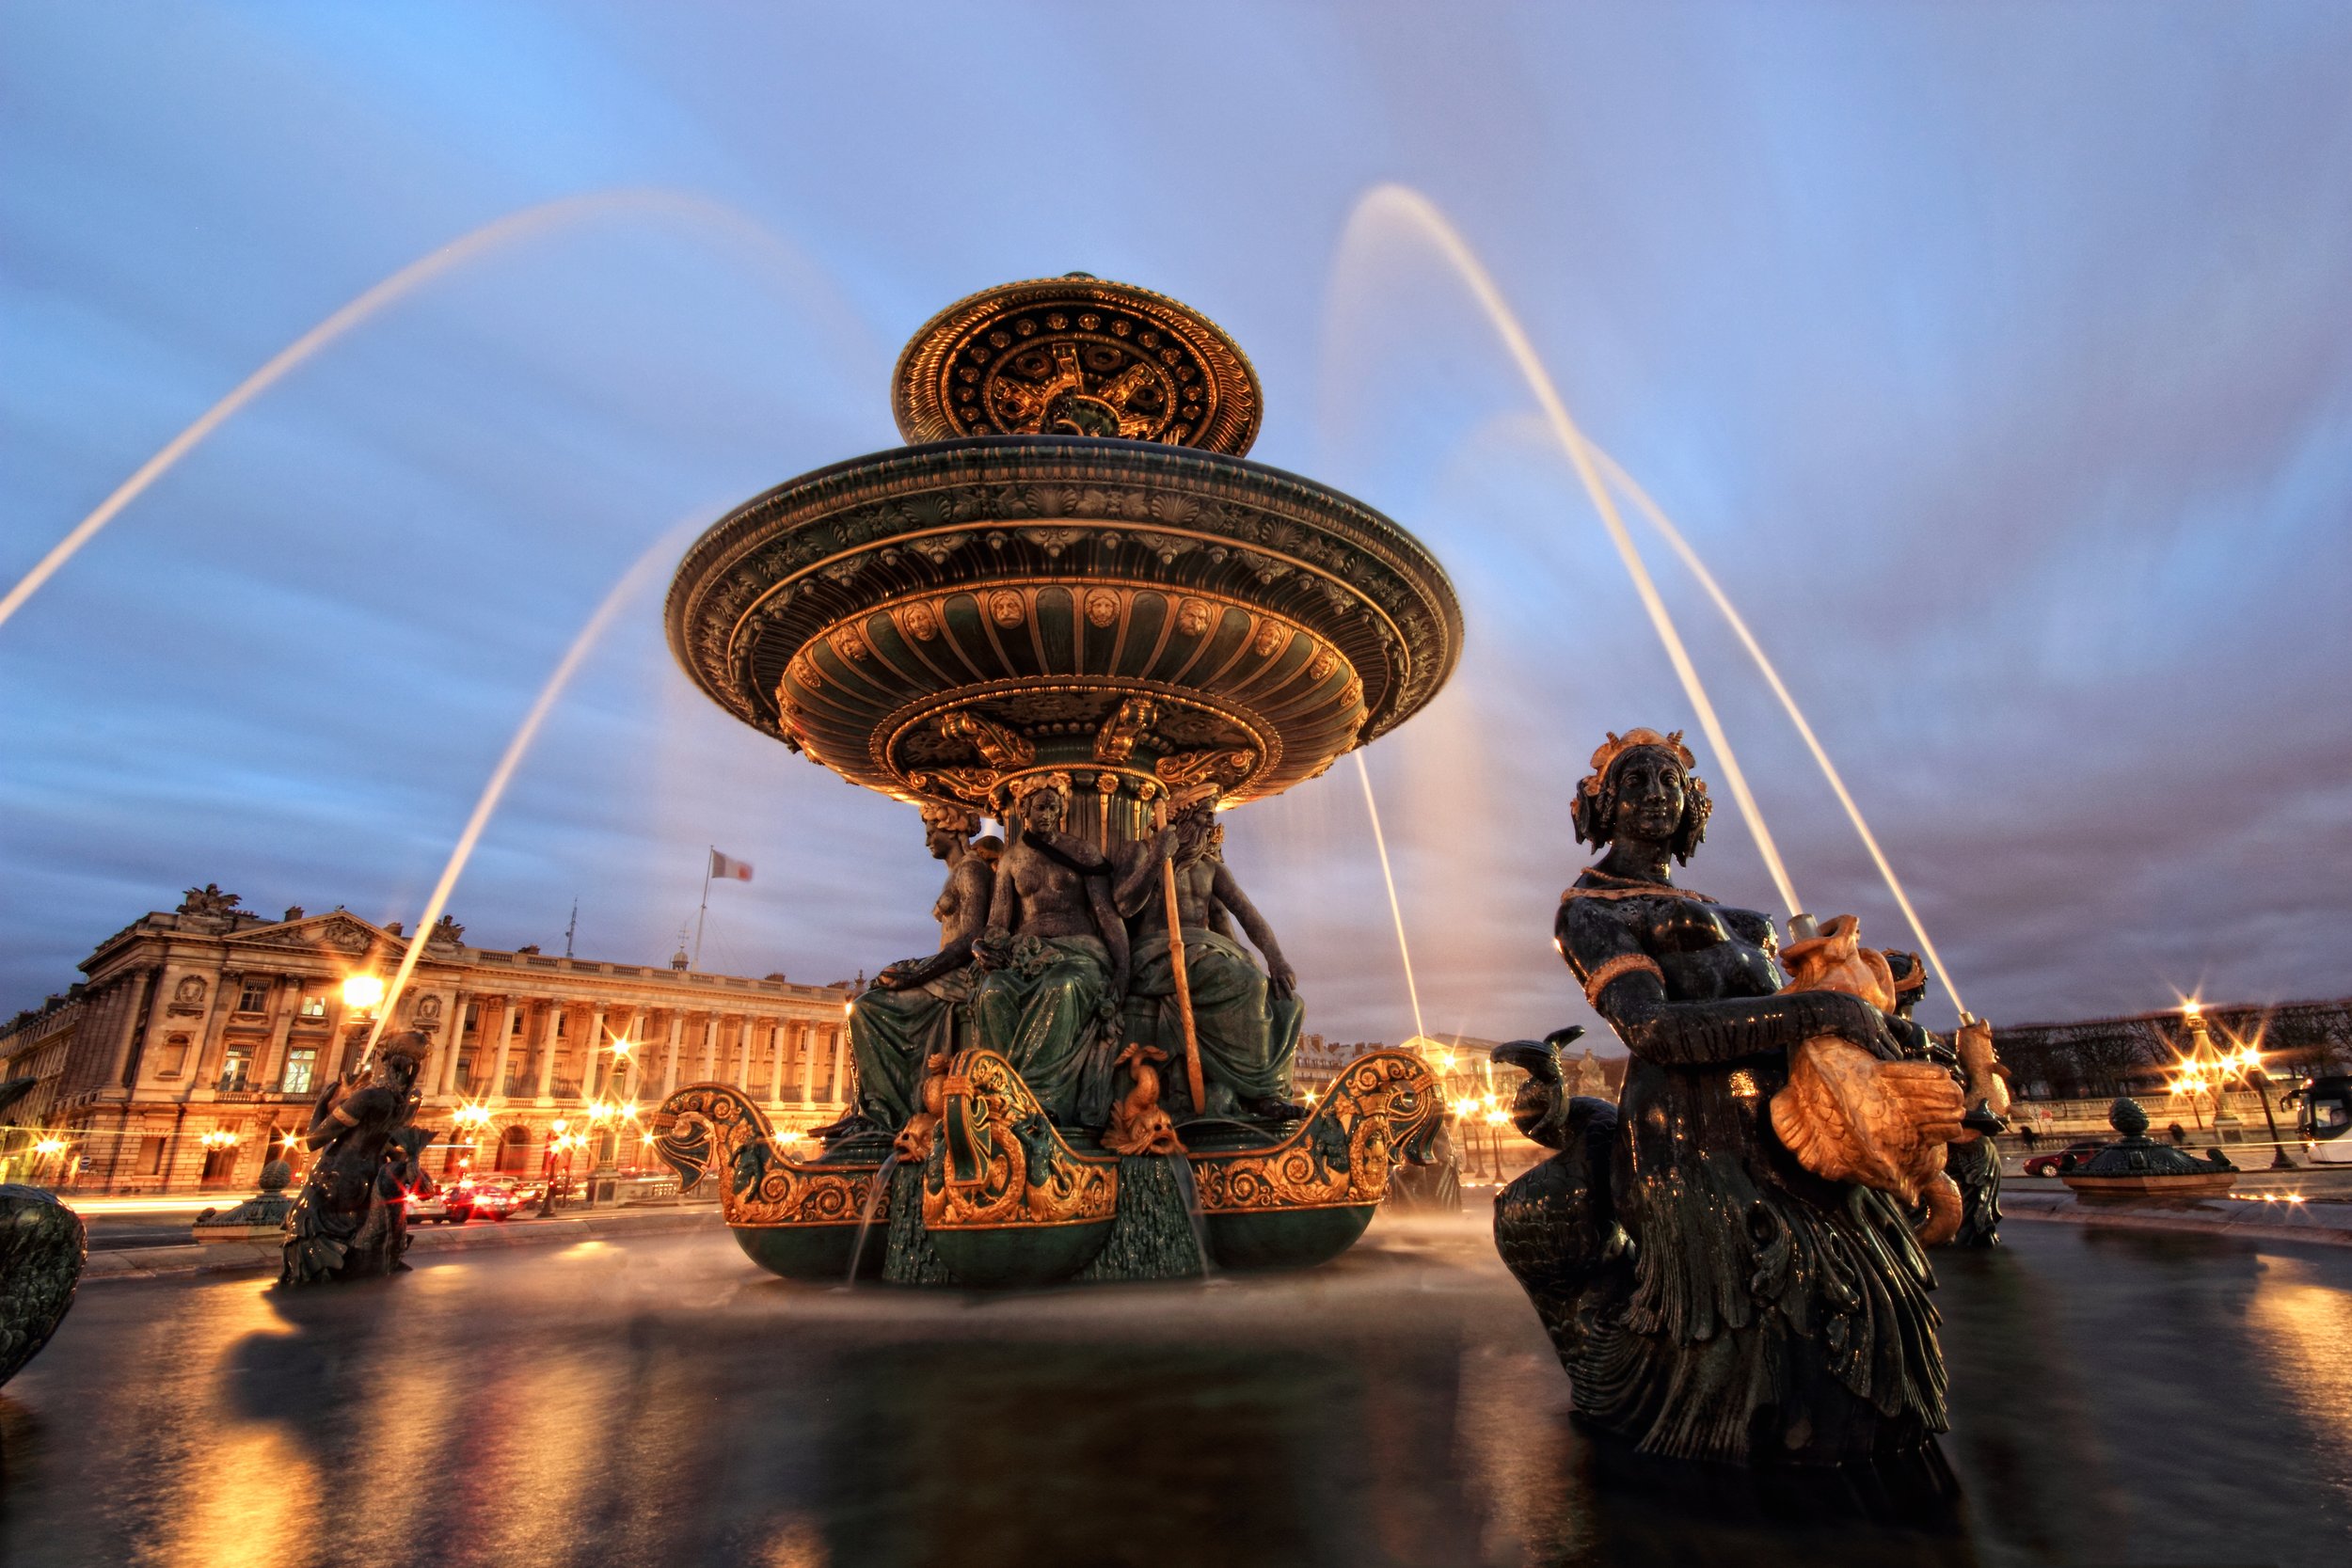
79;1206;724;1284
2001;1197;2352;1248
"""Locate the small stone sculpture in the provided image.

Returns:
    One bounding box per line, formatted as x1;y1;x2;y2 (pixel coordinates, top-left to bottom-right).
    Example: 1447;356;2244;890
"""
279;1031;437;1285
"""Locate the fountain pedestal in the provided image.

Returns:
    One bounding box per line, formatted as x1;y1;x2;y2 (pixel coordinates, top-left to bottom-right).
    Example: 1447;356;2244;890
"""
2061;1097;2237;1203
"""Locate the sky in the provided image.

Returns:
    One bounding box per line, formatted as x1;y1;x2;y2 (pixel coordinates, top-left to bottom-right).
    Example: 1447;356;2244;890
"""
4;3;2349;1046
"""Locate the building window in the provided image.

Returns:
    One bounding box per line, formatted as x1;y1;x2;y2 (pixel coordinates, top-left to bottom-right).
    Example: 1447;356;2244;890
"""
237;978;270;1013
282;1047;318;1095
138;1135;167;1176
161;1035;191;1076
299;993;327;1019
220;1045;252;1090
555;1012;568;1039
464;1002;480;1031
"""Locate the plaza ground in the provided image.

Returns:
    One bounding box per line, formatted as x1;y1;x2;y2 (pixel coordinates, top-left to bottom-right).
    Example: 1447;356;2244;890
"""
4;1205;2347;1566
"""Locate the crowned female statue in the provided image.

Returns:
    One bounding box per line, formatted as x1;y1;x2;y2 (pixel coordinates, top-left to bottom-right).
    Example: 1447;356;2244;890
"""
971;773;1129;1126
1494;729;1955;1465
824;803;1001;1137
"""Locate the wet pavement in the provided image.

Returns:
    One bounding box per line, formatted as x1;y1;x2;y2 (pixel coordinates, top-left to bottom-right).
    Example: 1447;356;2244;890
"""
2;1214;2345;1567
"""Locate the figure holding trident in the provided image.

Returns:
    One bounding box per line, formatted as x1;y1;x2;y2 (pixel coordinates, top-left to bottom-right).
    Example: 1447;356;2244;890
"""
1115;783;1307;1121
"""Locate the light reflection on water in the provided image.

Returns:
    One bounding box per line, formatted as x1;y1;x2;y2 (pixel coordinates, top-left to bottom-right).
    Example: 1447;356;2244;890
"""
1;1217;2344;1567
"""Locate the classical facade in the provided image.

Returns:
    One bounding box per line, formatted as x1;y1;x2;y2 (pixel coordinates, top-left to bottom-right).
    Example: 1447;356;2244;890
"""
0;885;857;1194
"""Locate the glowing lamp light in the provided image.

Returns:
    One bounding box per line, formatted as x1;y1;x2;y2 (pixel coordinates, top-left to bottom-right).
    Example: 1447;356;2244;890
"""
34;1137;68;1157
550;1117;569;1135
341;974;387;1013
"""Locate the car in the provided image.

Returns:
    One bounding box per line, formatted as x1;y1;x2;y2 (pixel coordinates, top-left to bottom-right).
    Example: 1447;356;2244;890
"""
466;1180;522;1221
407;1185;473;1225
2022;1141;2106;1177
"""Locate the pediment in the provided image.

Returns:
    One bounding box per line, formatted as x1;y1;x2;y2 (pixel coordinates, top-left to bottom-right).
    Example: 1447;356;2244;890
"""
231;912;394;957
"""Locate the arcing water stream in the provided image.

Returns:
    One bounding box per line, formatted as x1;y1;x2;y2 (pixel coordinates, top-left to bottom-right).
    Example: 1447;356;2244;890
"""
1335;182;1969;1013
0;188;863;636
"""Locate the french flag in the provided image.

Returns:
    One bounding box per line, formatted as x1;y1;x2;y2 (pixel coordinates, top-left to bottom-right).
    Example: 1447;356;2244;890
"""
709;849;754;883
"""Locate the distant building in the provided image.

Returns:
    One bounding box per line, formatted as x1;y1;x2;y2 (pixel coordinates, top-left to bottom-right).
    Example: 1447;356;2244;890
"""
0;884;856;1194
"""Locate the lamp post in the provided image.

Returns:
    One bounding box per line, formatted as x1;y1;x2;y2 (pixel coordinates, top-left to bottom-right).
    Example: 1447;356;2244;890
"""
538;1117;572;1216
2217;1030;2297;1171
340;972;386;1080
33;1136;70;1189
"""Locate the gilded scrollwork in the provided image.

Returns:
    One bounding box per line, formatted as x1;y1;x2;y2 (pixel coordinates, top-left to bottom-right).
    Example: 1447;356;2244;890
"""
653;1084;879;1228
1190;1050;1441;1214
923;1049;1120;1231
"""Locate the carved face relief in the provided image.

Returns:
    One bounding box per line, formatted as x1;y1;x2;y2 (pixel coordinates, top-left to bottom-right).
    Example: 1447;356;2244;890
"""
1176;599;1213;637
1085;590;1120;628
1609;752;1687;847
174;975;207;1004
903;602;939;641
988;591;1025;629
1020;788;1067;835
1252;621;1286;657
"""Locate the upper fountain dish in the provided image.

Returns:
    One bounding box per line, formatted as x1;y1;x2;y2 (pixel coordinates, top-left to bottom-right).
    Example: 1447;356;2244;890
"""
892;274;1263;453
668;276;1460;821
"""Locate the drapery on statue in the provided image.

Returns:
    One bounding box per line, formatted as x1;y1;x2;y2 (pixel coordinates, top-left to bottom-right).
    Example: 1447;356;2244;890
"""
972;773;1129;1127
1493;728;1956;1465
1112;784;1305;1120
279;1030;438;1286
821;802;1001;1145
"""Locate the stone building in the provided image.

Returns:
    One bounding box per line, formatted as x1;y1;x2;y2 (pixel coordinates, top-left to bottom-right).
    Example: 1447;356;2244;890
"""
0;884;856;1194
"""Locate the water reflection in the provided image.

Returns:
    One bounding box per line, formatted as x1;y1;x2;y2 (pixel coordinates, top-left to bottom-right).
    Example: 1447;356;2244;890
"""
1;1219;2344;1567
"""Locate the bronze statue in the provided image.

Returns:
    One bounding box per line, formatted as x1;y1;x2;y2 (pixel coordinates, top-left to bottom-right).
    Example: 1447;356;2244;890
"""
279;1030;437;1285
973;774;1129;1126
1113;785;1305;1119
822;803;1000;1138
1886;951;2008;1247
1494;729;1953;1465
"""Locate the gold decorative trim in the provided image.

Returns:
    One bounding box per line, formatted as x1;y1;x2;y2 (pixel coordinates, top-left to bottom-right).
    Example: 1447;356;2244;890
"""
923;1049;1120;1230
652;1084;880;1228
1581;952;1665;1006
893;276;1262;455
1190;1050;1440;1214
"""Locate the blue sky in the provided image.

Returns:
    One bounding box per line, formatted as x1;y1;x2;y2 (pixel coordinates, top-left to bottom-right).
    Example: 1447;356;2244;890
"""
4;3;2348;1042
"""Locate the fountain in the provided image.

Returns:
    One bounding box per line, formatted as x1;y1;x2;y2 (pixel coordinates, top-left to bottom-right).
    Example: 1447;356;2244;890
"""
651;275;1457;1286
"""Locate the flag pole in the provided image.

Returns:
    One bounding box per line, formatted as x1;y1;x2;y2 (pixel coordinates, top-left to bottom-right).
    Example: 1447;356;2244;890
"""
692;847;713;971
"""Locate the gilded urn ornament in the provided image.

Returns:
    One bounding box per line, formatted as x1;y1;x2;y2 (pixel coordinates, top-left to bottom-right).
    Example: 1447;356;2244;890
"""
656;277;1458;1288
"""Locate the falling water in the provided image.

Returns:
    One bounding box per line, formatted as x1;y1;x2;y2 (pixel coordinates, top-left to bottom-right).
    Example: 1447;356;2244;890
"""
368;515;709;1050
839;1152;900;1290
0;188;866;636
1353;752;1430;1045
1332;182;1975;1010
1336;184;1803;921
1591;449;1967;1015
1164;1151;1217;1279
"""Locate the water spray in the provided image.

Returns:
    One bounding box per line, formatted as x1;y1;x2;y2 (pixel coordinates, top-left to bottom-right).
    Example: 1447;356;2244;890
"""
1347;184;1803;921
366;515;709;1056
1354;752;1428;1045
0;189;866;636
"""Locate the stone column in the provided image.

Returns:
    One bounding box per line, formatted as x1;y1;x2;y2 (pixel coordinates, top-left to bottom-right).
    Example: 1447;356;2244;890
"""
732;1016;752;1090
436;989;469;1096
660;1010;684;1099
533;1003;560;1102
797;1020;818;1104
192;971;239;1091
483;996;514;1104
697;1013;718;1080
584;1005;609;1099
827;1024;846;1108
257;974;301;1089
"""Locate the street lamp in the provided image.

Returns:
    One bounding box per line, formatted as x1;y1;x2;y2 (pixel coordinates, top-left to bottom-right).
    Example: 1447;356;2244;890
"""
339;973;387;1081
2218;1029;2297;1171
32;1136;69;1186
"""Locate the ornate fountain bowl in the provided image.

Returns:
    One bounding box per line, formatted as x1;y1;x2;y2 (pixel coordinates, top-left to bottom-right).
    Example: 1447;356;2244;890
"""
667;435;1460;822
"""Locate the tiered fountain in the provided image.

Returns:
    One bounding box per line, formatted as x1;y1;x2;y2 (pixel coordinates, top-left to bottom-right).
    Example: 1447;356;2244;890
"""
653;276;1461;1286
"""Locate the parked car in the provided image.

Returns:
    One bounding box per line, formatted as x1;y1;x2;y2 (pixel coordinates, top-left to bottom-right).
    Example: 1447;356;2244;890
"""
2023;1141;2106;1177
408;1184;473;1225
465;1182;517;1222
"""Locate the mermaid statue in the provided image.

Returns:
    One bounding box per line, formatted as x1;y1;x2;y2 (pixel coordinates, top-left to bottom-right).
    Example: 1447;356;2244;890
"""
1493;728;1963;1465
